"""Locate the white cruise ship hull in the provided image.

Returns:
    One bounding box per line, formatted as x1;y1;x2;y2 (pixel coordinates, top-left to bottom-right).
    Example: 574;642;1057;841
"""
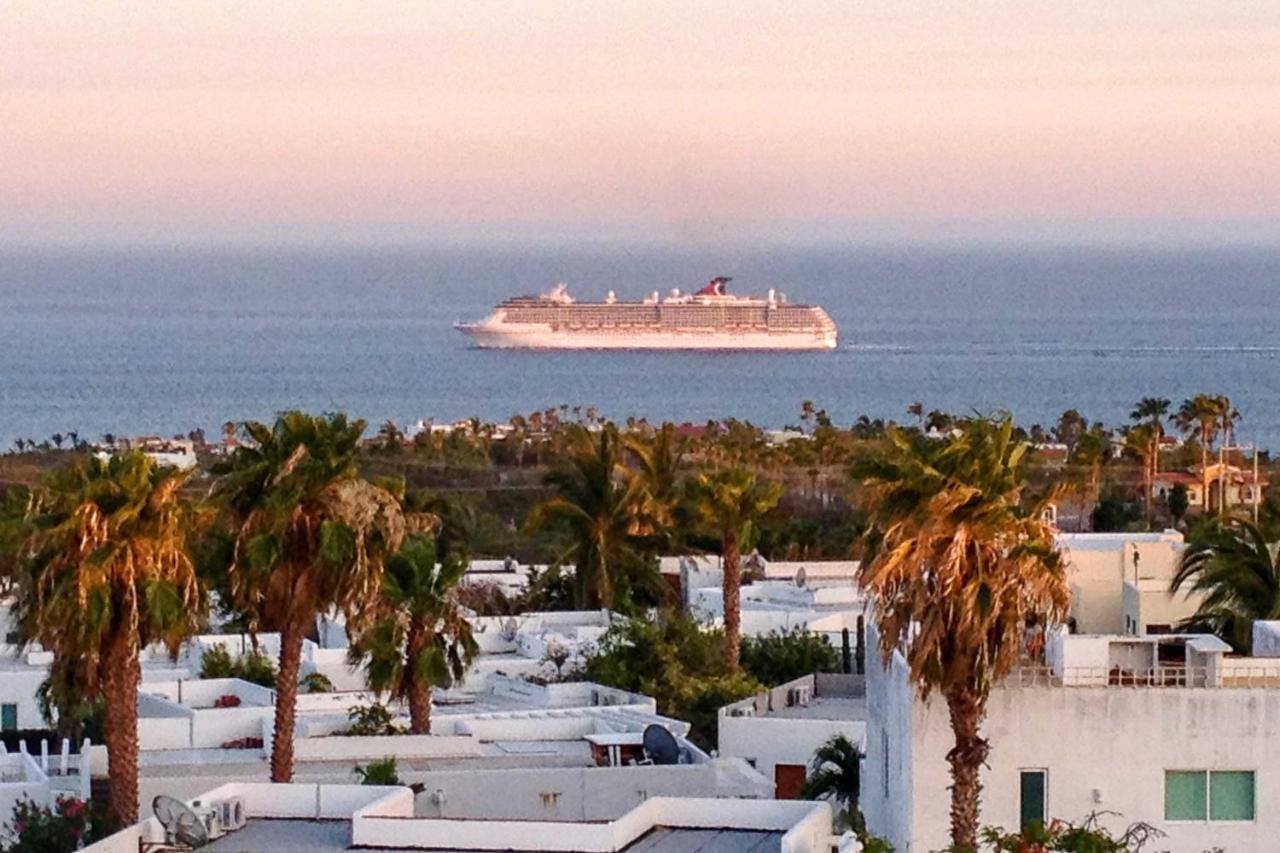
456;322;837;351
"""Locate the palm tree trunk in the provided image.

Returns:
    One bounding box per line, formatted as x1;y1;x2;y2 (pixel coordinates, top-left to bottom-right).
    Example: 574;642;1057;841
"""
101;628;141;828
723;531;742;671
271;617;304;782
944;690;989;853
1201;428;1210;516
406;624;432;734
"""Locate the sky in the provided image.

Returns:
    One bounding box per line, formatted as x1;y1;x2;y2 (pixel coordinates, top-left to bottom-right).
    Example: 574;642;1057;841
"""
3;2;1280;245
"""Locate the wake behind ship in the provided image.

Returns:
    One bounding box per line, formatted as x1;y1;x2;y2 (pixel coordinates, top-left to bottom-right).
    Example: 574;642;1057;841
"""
455;277;838;351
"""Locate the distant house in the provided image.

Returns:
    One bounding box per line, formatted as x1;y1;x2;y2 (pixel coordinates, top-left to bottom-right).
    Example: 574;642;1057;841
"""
1152;463;1266;513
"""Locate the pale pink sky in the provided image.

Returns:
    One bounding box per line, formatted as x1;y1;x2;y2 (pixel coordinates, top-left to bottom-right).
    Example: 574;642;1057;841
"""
3;2;1280;243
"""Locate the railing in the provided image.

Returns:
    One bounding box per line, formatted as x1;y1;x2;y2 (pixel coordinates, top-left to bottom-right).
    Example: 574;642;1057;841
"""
1009;665;1213;688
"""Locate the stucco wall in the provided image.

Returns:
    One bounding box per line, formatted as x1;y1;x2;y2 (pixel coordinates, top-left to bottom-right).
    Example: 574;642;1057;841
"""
905;685;1280;853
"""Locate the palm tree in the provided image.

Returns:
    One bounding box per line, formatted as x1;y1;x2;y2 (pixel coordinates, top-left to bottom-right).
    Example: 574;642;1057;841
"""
214;412;406;782
625;423;684;553
1068;425;1110;501
13;452;203;827
800;734;864;833
853;416;1068;851
1125;423;1160;525
1173;395;1223;515
1170;517;1280;653
528;425;649;609
686;467;782;670
347;534;478;733
1130;396;1171;427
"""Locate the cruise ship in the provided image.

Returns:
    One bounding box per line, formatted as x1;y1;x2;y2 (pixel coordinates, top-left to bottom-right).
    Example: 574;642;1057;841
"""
455;278;838;351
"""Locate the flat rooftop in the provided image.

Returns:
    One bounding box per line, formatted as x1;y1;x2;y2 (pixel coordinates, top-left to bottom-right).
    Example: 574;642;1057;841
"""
201;820;783;852
759;693;866;721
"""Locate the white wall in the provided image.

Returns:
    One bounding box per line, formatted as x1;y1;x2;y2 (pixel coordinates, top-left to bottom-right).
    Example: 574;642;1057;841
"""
901;684;1280;853
860;638;914;852
410;760;769;822
0;754;50;843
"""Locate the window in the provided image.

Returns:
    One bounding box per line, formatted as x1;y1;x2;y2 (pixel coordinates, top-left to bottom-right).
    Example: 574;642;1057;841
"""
1165;771;1255;822
0;703;16;732
1020;770;1047;829
882;731;890;799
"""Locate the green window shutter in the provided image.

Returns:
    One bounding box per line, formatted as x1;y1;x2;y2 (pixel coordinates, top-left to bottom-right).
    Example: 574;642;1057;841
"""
1209;771;1255;821
0;704;16;732
1165;771;1207;820
1020;770;1047;829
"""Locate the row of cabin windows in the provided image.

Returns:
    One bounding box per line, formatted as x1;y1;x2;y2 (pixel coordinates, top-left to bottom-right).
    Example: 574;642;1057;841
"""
1018;769;1255;829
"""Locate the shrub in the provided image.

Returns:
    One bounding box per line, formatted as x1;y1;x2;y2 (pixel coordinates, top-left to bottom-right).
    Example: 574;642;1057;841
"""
354;757;402;786
1;796;101;853
199;645;278;687
977;814;1163;852
299;672;334;693
740;627;840;686
582;614;761;749
343;702;403;736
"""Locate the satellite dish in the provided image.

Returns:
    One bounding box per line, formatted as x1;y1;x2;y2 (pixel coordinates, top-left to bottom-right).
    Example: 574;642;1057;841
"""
794;567;807;588
642;724;681;766
153;794;210;849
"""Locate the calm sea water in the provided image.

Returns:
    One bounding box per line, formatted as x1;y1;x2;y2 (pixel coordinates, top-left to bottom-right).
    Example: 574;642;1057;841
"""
2;245;1280;449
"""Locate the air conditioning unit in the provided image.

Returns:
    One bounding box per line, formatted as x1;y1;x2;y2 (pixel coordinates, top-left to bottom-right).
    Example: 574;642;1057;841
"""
190;803;224;840
217;797;247;832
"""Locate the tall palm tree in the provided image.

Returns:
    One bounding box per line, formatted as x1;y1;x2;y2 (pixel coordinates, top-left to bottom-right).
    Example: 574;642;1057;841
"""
1124;423;1160;526
686;467;782;670
800;734;864;833
1173;395;1223;515
1170;517;1280;653
214;412;406;782
14;452;203;827
347;534;478;733
528;425;649;609
853;416;1068;851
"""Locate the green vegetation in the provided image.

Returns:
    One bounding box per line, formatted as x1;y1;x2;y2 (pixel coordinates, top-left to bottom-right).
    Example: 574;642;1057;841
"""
581;615;759;749
343;702;404;736
0;797;102;853
212;412;409;783
199;645;278;687
800;734;863;833
354;757;401;786
739;627;839;686
346;534;478;733
8;452;203;828
1172;517;1280;653
976;814;1162;852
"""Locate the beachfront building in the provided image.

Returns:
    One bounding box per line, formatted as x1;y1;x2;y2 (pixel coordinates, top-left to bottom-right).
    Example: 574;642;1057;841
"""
83;781;834;853
861;623;1280;853
718;673;867;799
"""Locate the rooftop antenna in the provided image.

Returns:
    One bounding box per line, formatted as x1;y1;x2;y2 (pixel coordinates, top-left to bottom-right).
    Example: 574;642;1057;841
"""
642;724;681;765
152;794;210;850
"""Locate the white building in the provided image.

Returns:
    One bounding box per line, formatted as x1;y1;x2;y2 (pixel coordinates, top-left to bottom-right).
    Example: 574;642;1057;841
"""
1056;531;1202;635
719;673;867;800
83;781;834;852
862;624;1280;852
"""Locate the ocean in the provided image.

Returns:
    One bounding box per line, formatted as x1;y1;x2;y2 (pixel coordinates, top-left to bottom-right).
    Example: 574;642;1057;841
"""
2;244;1279;449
